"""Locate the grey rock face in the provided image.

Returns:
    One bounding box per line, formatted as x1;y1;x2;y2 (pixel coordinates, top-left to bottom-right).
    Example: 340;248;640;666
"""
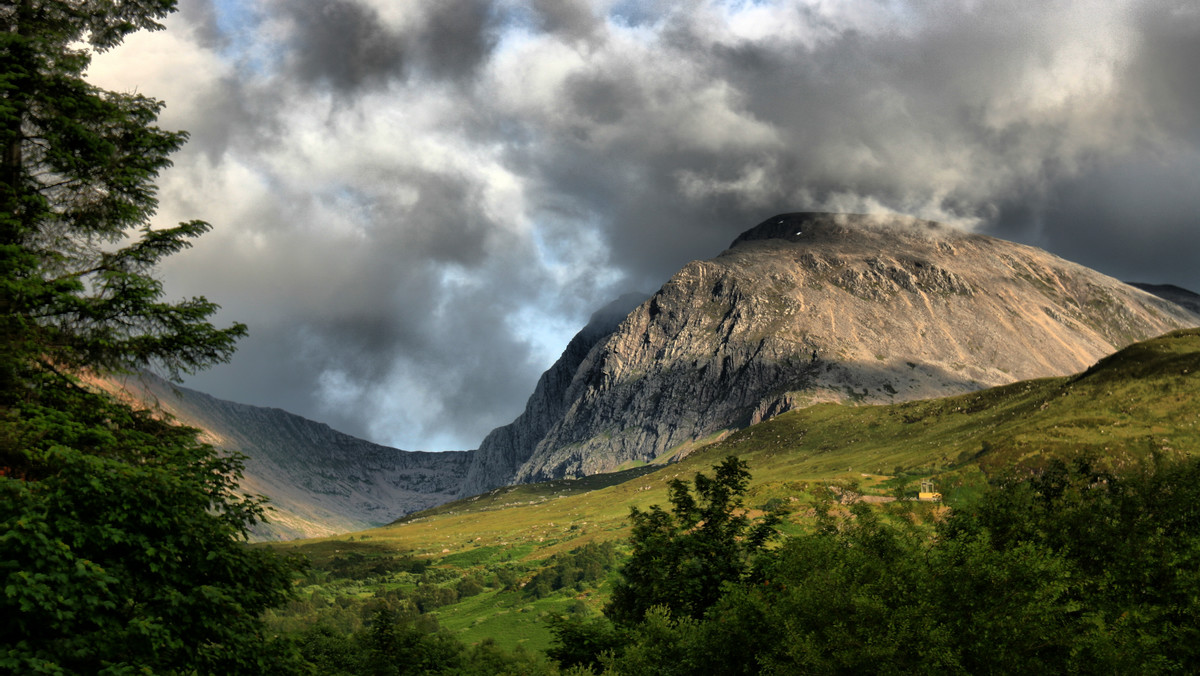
99;374;474;541
1128;283;1200;317
461;212;1198;494
457;293;646;497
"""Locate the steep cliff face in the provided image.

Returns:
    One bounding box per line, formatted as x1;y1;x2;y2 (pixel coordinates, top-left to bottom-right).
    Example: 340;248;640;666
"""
457;294;645;497
97;375;473;541
461;213;1198;493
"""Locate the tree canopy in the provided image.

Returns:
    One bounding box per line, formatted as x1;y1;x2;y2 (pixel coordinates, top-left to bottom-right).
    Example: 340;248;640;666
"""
1;2;296;673
604;455;780;626
599;454;1200;674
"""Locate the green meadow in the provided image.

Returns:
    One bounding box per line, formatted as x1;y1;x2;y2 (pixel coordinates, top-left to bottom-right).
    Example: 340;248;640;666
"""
266;328;1200;650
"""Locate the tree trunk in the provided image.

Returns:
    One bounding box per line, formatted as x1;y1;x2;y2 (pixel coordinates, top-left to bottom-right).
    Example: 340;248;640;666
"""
1;0;29;246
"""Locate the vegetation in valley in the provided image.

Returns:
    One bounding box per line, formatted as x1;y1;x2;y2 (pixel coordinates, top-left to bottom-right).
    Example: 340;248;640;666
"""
268;441;1200;674
262;329;1200;673
594;452;1200;673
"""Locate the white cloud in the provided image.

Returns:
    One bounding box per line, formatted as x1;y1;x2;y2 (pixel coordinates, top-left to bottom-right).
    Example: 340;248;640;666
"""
77;0;1200;449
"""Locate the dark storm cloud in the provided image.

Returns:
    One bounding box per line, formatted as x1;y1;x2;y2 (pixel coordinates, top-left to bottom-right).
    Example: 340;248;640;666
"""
1132;3;1200;143
279;0;408;92
985;151;1200;293
507;1;1200;293
178;176;560;447
274;0;499;92
115;0;1200;450
530;0;601;44
418;0;500;80
364;169;498;266
564;71;637;125
978;2;1200;292
175;0;222;47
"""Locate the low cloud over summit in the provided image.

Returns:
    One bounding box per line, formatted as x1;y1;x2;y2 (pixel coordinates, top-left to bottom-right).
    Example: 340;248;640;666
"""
86;0;1200;450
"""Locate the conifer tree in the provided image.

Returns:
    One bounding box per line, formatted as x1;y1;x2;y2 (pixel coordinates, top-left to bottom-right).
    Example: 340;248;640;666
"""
1;0;244;382
1;2;296;673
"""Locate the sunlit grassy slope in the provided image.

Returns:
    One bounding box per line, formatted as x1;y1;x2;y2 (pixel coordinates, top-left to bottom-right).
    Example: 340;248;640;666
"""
267;328;1200;648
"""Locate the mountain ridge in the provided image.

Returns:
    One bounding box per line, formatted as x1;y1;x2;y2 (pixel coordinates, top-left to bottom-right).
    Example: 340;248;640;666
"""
93;213;1200;537
1129;282;1200;317
93;374;474;541
459;212;1198;495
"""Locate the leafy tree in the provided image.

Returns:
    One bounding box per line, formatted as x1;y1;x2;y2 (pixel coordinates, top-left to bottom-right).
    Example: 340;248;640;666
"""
298;613;560;676
361;609;464;676
294;627;364;676
545;613;625;673
607;453;1200;674
1;383;304;674
949;453;1200;669
1;1;297;673
604;455;780;625
598;607;703;676
525;541;617;599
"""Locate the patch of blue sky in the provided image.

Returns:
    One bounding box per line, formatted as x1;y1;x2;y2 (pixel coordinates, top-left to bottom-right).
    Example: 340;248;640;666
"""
487;1;548;59
210;0;279;75
529;220;627;298
324;185;378;238
506;301;586;373
488;0;663;51
529;225;584;287
607;0;670;29
490;21;537;57
715;0;923;37
504;276;633;380
720;0;775;9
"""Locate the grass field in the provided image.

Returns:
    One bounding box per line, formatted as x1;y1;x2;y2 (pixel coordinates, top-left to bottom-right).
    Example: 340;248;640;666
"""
266;328;1200;649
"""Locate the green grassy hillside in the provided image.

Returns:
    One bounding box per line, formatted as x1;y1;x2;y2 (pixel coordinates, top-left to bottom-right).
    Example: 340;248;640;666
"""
265;328;1200;650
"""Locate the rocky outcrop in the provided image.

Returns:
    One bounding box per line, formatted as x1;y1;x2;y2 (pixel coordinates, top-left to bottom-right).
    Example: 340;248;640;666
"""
457;293;645;497
461;212;1198;493
97;374;473;541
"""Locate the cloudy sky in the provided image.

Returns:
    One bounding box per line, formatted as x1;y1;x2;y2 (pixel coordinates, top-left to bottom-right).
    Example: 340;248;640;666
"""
87;0;1200;451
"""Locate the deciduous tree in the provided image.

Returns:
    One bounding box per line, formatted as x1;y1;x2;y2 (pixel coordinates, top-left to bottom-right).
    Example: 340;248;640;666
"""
604;455;780;625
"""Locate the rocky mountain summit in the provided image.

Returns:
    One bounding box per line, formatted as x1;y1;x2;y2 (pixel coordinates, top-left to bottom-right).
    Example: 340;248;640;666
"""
96;375;473;541
459;212;1198;495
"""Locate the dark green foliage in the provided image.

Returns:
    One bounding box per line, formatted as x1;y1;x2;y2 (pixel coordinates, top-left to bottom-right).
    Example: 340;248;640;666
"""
604;456;780;625
1;2;295;672
525;542;617;599
608;454;1200;674
493;565;520;587
324;552;430;580
293;611;558;676
1;374;303;674
454;638;559;676
545;613;625;673
455;575;486;598
295;627;364;676
953;454;1200;669
411;583;459;613
362;609;463;676
1;0;246;384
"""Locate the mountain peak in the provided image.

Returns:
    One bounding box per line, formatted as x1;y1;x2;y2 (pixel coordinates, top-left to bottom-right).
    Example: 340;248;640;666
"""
459;212;1198;495
728;212;951;250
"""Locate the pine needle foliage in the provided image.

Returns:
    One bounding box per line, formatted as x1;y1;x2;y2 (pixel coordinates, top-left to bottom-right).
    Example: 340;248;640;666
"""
1;2;296;673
